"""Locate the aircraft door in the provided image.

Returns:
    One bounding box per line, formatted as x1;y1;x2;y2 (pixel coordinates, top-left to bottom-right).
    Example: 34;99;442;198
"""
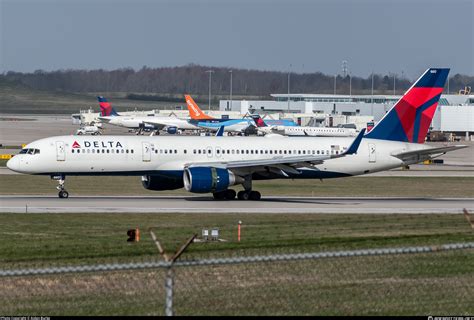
368;143;376;163
56;141;66;161
142;142;151;162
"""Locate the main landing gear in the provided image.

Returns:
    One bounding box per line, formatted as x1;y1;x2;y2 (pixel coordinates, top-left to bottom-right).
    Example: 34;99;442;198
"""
212;175;262;201
52;175;69;198
212;189;261;201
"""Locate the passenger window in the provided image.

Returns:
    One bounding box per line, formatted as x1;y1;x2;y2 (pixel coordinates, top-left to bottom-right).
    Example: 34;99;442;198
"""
184;150;187;154
106;150;110;153
78;150;81;153
198;150;201;154
72;149;75;153
208;149;211;154
131;150;134;154
165;150;168;154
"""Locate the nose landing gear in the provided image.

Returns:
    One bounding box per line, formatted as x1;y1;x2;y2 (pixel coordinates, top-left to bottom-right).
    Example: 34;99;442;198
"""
52;175;69;198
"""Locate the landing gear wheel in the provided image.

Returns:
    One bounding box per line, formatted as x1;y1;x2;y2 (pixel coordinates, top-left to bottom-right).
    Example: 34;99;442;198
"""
249;191;261;201
213;192;225;200
225;189;236;200
237;191;250;201
213;189;237;200
58;190;69;198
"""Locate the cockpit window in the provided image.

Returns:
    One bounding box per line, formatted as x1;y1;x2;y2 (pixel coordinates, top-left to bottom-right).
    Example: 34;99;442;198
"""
19;148;40;155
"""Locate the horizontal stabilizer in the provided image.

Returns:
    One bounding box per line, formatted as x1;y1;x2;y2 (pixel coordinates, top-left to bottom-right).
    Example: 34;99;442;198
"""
392;145;468;162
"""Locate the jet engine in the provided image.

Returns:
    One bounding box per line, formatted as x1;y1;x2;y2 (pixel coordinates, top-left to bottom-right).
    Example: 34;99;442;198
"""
166;126;178;134
141;175;183;191
183;167;240;193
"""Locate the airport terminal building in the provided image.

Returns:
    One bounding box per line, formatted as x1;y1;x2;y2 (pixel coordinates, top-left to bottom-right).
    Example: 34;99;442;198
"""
219;93;474;135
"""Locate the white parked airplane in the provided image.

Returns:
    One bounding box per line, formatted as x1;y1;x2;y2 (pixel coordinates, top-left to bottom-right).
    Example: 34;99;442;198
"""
7;68;466;200
251;114;358;137
98;96;199;133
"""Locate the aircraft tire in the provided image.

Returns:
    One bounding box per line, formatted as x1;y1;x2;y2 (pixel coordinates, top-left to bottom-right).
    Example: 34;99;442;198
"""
225;189;236;200
213;192;225;200
249;191;261;201
58;190;69;199
237;191;250;201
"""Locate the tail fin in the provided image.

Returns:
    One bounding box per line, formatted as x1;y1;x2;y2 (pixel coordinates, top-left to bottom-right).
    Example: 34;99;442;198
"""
365;68;449;143
97;96;120;117
185;95;214;120
250;114;268;127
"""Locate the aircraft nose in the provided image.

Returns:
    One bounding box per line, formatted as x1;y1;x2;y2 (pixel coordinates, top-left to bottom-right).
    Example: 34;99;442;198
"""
6;156;20;172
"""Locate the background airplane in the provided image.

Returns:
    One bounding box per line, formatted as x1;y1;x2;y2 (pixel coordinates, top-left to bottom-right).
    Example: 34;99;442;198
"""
251;114;357;137
185;95;255;133
98;96;199;134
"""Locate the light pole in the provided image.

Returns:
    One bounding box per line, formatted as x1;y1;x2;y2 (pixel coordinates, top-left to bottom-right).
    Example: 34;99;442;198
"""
229;70;233;111
371;72;374;115
287;64;291;113
392;72;396;95
349;72;352;96
206;70;214;111
334;74;337;95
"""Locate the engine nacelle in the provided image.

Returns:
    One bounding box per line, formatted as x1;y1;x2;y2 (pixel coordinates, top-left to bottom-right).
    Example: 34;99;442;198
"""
183;167;238;193
141;175;183;191
167;126;178;134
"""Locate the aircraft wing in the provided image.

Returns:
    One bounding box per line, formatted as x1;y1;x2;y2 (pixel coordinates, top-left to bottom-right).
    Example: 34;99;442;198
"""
185;129;365;176
391;145;468;163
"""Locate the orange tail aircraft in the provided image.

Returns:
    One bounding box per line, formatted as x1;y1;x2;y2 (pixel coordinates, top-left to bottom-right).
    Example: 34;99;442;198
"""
185;95;214;120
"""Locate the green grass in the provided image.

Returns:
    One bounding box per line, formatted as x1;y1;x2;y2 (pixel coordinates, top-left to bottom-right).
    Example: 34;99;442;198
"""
0;212;473;315
1;212;473;267
0;175;473;197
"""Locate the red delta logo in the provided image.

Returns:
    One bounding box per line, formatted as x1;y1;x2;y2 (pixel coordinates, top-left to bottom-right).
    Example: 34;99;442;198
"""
72;141;81;148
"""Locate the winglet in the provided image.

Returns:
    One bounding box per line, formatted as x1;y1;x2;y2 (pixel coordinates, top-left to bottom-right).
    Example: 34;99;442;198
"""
216;125;225;136
345;129;365;155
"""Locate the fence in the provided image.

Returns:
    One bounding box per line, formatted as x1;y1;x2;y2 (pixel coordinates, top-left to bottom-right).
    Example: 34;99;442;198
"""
1;242;473;316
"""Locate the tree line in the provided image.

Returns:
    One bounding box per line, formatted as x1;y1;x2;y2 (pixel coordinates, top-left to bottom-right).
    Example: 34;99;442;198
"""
1;64;472;97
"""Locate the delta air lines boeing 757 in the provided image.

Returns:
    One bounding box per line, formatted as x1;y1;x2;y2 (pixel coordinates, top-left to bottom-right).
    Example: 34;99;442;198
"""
7;68;466;200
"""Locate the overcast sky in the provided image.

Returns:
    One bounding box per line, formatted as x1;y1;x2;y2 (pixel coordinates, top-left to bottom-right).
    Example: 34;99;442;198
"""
1;0;472;79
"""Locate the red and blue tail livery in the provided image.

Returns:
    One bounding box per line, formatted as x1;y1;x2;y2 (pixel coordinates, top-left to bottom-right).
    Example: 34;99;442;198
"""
98;96;120;117
365;68;449;143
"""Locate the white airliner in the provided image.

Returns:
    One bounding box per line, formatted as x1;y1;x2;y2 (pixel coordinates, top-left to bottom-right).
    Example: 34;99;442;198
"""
98;96;199;133
251;115;358;137
7;68;466;200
